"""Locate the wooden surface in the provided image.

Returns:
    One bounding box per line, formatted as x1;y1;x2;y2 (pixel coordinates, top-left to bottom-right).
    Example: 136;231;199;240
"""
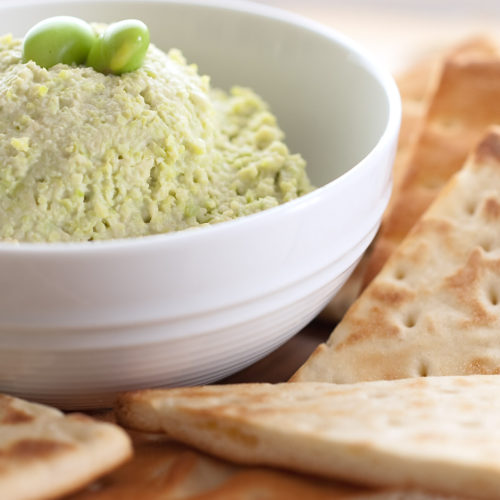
258;0;500;72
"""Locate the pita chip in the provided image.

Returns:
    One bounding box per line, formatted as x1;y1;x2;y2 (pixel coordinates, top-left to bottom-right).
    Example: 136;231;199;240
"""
320;38;490;322
0;394;132;500
363;37;500;285
116;376;500;500
71;430;467;500
293;127;500;383
391;48;441;190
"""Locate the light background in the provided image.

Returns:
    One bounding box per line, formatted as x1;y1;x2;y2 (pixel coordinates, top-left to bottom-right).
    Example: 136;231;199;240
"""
252;0;500;71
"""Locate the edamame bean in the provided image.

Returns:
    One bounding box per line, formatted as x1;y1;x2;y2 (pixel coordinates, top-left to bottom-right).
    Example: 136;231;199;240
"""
87;20;149;75
22;16;95;69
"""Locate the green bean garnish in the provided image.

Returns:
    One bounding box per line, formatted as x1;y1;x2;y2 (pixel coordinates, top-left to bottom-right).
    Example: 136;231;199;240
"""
87;19;150;75
22;16;95;69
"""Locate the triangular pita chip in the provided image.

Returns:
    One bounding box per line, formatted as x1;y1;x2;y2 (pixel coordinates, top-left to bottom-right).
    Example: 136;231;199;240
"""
0;394;132;500
293;127;500;383
321;38;491;322
70;426;467;500
391;46;441;190
363;37;500;285
116;376;500;499
72;430;472;500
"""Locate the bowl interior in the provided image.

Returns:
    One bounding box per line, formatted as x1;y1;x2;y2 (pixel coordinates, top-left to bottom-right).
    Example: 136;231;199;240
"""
1;0;391;187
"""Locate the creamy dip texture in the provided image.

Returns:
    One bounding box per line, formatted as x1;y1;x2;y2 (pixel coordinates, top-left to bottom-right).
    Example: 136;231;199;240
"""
0;32;312;242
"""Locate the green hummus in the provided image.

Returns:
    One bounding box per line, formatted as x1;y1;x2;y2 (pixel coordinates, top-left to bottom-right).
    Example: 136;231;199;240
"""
0;32;312;242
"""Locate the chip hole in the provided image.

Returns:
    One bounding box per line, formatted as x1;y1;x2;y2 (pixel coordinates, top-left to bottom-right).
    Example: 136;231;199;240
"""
387;417;404;427
488;287;499;306
439;117;462;131
403;312;418;328
423;177;441;190
418;360;429;377
480;240;493;252
460;419;481;428
394;268;406;280
465;200;477;216
440;388;458;395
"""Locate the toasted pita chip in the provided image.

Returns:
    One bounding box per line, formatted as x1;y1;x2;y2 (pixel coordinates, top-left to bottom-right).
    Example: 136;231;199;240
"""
116;376;500;499
363;37;500;286
70;429;467;500
320;39;487;322
293;127;500;383
0;394;132;500
392;49;442;189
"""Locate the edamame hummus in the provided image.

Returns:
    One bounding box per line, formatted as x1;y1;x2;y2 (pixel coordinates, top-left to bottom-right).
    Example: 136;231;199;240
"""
0;28;312;242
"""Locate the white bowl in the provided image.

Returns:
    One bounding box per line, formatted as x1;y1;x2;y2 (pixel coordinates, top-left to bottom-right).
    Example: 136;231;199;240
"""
0;0;400;409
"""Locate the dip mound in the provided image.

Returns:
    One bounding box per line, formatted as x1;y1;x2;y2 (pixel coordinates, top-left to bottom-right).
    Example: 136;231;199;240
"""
0;33;311;242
